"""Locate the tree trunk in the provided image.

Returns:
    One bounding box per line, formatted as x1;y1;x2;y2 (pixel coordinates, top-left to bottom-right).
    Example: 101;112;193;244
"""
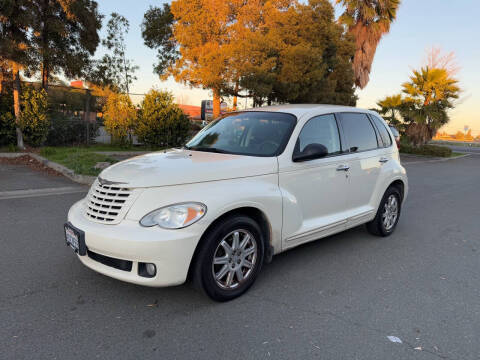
12;63;25;150
213;90;221;119
0;71;3;93
233;95;237;111
42;63;49;90
232;81;239;111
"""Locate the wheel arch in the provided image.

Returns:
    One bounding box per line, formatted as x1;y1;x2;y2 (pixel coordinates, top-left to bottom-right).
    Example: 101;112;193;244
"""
187;206;274;281
389;179;405;202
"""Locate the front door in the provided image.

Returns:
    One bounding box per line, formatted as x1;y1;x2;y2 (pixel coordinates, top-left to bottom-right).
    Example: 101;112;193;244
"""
279;114;350;249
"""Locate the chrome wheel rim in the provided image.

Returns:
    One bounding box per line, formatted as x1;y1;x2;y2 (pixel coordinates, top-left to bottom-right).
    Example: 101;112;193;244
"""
382;194;399;231
212;230;258;290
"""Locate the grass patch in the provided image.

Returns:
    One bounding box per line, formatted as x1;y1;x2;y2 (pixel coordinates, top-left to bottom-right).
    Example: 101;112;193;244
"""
451;152;465;157
54;144;163;152
400;144;453;157
40;147;118;176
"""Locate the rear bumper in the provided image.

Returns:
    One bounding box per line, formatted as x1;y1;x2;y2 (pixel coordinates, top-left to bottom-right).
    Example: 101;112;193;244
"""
68;199;202;287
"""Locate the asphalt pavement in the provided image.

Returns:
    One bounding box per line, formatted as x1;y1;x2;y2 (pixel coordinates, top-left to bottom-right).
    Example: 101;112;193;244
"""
1;155;479;359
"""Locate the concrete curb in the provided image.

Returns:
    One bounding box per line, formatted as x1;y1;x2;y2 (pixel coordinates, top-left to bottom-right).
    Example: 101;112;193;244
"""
402;153;470;165
0;152;96;186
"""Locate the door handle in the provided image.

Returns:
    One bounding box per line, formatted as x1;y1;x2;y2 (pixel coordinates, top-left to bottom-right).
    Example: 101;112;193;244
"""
336;164;349;172
379;157;389;164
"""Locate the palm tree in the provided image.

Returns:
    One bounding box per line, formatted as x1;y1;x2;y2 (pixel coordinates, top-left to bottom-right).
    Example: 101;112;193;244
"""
400;66;460;146
336;0;401;89
377;94;402;126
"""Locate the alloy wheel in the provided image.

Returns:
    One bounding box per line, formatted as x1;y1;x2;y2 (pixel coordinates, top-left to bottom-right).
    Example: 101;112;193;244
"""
212;230;258;290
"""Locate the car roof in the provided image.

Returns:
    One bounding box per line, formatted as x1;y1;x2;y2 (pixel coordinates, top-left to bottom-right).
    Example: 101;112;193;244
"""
242;104;377;118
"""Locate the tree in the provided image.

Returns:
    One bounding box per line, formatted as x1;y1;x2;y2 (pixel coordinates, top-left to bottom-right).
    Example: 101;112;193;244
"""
377;94;402;126
142;0;357;113
102;92;137;145
0;0;35;149
29;0;102;90
89;13;138;93
232;0;356;106
136;90;190;148
400;67;460;146
141;4;177;77
336;0;401;89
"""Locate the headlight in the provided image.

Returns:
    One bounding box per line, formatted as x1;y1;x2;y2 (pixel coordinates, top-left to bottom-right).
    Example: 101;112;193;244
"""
139;202;207;229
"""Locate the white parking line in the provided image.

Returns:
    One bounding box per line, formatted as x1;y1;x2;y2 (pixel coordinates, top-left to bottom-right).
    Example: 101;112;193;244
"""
0;186;87;200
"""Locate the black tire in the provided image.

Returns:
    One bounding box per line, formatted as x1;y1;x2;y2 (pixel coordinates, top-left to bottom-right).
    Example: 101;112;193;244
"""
192;215;265;302
366;186;402;237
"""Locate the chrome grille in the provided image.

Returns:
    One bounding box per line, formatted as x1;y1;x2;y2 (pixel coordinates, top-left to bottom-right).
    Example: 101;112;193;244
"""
85;180;133;224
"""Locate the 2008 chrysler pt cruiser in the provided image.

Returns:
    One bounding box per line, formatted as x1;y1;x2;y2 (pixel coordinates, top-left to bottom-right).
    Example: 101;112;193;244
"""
65;105;408;301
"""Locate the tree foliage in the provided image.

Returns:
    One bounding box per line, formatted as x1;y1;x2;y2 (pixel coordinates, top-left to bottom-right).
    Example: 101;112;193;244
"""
232;0;356;106
336;0;401;89
88;13;138;93
142;0;357;114
136;89;190;148
376;63;460;147
102;92;137;145
400;66;460;146
141;4;177;77
28;0;102;89
0;0;35;149
19;87;49;146
377;94;402;126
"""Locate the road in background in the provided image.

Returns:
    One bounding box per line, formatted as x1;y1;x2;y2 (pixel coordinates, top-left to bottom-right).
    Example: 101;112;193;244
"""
433;143;480;154
1;156;480;360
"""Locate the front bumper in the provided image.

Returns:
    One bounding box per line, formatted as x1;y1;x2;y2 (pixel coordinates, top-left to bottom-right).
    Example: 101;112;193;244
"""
68;199;202;287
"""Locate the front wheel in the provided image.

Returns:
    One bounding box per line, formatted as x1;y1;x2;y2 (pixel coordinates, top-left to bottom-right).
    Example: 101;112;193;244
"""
366;186;402;237
192;215;264;301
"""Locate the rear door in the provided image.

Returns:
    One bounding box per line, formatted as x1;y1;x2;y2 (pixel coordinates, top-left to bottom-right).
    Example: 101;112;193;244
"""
337;112;383;226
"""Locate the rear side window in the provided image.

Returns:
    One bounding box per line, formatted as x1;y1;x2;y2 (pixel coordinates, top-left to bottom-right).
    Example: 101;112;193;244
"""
296;114;341;156
371;115;392;147
339;113;378;152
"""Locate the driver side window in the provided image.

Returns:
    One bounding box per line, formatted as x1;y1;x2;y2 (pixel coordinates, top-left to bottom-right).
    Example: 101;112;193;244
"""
296;114;341;156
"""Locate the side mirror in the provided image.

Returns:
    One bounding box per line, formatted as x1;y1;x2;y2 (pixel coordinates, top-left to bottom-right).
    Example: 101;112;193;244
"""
293;143;328;162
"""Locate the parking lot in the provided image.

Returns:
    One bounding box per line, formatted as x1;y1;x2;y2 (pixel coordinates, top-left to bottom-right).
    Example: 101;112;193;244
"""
1;154;480;360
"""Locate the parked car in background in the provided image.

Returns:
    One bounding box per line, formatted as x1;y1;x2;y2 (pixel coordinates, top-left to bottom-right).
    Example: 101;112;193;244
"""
389;125;401;147
65;105;408;301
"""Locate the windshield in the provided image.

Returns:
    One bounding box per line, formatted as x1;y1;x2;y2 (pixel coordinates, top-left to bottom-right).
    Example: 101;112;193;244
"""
185;112;297;157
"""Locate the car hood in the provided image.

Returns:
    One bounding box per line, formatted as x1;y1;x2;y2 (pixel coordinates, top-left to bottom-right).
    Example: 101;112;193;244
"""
98;149;278;188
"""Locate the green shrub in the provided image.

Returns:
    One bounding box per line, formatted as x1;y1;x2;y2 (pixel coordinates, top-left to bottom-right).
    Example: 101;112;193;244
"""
0;90;16;147
400;143;452;157
20;88;49;146
136;90;190;148
45;112;98;146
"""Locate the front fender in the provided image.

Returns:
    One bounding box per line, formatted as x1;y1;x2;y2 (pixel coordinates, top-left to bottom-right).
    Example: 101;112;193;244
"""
126;174;283;254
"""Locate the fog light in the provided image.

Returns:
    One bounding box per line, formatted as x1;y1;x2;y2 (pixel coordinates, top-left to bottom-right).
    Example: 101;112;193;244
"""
139;262;156;278
146;263;156;276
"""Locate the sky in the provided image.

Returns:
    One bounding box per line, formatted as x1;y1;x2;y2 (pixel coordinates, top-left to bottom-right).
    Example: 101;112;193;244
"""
94;0;480;135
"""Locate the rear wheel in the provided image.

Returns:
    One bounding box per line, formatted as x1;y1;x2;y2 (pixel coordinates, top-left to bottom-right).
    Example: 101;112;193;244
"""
366;186;402;237
193;215;264;301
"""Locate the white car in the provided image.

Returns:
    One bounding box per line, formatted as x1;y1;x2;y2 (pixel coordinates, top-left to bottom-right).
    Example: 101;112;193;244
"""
65;105;408;301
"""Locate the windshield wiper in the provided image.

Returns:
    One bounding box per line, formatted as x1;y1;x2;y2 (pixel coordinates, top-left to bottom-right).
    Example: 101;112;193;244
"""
186;146;229;154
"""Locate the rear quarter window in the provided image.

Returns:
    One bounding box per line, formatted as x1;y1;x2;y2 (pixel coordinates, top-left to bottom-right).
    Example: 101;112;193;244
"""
371;115;393;147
